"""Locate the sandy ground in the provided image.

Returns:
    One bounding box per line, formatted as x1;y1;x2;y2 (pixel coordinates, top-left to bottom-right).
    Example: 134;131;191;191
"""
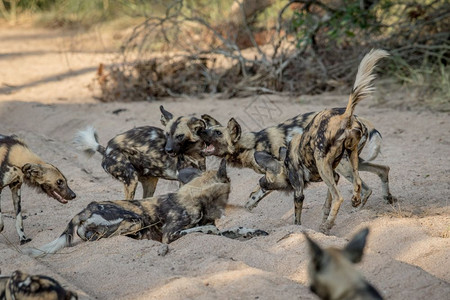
0;28;449;299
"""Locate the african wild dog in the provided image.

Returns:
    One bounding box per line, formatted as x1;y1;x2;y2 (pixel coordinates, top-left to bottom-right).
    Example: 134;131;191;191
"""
74;106;206;200
200;100;394;213
0;270;77;300
254;49;390;234
160;105;206;166
0;135;76;244
305;228;383;300
24;160;267;257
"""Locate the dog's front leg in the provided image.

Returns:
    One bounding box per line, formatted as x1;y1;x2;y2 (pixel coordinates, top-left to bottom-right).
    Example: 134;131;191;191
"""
219;227;268;239
10;183;30;244
141;177;159;198
245;185;272;211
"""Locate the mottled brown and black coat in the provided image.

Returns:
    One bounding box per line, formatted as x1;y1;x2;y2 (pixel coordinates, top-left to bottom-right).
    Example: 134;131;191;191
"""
200;100;393;212
0;270;77;300
74;106;206;200
0;135;76;244
254;49;391;234
25;160;238;257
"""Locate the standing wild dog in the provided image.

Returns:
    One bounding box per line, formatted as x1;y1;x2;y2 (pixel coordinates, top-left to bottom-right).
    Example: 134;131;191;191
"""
74;106;206;200
200;104;394;213
24;160;267;257
0;135;76;244
305;228;383;300
0;270;77;300
254;49;390;233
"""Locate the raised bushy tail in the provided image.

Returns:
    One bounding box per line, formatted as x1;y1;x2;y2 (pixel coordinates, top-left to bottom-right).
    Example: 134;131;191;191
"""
23;215;79;257
344;49;389;119
73;126;106;157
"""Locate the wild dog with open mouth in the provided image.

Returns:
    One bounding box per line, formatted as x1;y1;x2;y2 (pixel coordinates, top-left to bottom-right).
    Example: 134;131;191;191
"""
0;135;76;244
305;228;383;300
0;270;78;300
254;49;390;234
24;160;267;257
74;106;206;200
160;105;206;166
200;100;394;213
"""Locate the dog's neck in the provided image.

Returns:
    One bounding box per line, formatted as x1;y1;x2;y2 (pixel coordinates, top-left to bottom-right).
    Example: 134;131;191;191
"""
9;144;45;169
224;131;262;171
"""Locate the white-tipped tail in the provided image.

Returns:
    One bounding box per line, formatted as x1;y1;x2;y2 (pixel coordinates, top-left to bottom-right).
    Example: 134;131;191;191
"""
344;49;390;118
23;234;69;258
74;126;102;158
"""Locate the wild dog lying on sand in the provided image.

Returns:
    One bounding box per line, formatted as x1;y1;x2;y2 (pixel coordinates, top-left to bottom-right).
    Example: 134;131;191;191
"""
74;106;206;200
200;103;394;212
254;49;390;233
305;228;383;300
0;135;76;244
0;270;77;300
24;160;267;257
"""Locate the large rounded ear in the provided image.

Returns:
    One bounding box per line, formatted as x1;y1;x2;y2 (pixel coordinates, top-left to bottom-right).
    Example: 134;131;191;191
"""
227;118;241;144
304;232;325;271
178;168;202;184
216;159;228;180
188;118;206;136
343;227;369;263
201;114;222;127
254;151;280;174
22;163;44;179
160;105;174;126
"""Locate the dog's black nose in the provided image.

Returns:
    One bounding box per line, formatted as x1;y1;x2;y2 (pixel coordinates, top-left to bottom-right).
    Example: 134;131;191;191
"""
69;191;76;199
165;147;174;154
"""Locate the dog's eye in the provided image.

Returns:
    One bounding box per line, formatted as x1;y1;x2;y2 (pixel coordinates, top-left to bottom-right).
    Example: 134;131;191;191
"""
176;134;185;141
215;130;222;136
57;179;64;186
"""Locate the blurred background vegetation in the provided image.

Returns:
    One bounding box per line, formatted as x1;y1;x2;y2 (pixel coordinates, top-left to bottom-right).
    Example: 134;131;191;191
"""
1;0;449;110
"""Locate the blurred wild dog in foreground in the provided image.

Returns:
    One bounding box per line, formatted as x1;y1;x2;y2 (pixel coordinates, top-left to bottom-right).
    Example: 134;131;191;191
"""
74;106;206;200
254;49;390;234
0;270;77;300
0;134;76;244
25;160;267;257
305;228;383;300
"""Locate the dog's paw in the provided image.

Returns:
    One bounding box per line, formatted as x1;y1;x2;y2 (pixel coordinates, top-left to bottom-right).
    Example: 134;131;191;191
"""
244;202;257;211
384;194;397;204
20;238;32;245
351;195;362;208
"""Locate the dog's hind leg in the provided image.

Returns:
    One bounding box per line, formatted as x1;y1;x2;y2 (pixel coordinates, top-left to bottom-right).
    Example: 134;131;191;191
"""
141;177;159;198
245;185;272;211
359;160;396;204
319;163;344;235
348;149;363;208
336;159;372;208
321;172;340;224
10;182;31;244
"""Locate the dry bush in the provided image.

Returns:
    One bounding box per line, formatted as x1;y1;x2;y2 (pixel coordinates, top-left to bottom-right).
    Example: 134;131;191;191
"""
94;0;449;102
